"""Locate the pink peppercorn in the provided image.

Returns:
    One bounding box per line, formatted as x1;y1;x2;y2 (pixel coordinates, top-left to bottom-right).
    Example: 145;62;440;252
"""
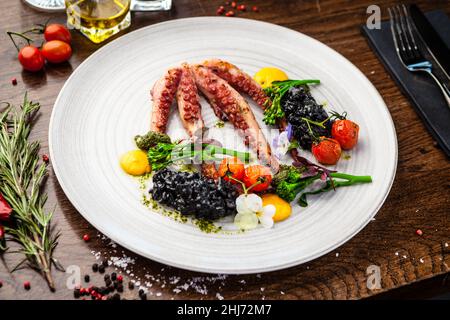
217;6;225;15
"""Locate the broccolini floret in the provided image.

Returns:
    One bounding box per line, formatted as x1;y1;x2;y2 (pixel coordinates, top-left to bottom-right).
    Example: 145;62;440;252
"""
275;177;317;202
272;164;305;187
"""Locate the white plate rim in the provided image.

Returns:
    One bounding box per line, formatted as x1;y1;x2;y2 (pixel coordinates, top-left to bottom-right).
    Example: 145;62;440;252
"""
49;17;398;274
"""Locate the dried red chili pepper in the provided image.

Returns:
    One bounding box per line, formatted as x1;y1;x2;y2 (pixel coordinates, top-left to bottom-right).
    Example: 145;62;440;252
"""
0;194;12;221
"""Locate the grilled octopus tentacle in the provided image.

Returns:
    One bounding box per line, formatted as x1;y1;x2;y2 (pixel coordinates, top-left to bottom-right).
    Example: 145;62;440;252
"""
150;67;182;133
202;59;270;109
192;65;278;170
176;64;219;180
204;59;300;165
176;64;204;136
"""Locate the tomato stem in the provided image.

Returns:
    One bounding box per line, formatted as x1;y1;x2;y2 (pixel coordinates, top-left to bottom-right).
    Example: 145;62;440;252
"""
7;31;34;52
245;180;263;193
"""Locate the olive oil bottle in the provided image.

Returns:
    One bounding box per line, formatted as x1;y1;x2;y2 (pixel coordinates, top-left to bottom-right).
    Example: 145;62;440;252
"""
65;0;131;43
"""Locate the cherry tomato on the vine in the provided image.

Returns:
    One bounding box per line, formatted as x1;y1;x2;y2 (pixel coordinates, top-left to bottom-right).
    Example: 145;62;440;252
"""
331;119;359;150
218;157;245;184
44;24;71;44
18;45;45;72
311;137;342;165
41;40;72;64
243;165;272;192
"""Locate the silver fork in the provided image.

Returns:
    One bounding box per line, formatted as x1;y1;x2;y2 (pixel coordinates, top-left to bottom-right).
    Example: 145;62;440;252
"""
388;4;450;107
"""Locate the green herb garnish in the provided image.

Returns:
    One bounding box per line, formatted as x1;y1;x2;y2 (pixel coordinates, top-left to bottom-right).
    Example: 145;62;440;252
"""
263;79;321;125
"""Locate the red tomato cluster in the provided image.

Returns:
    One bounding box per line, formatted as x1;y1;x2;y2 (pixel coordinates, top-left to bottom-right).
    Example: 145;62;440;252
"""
311;119;360;165
218;157;272;192
16;24;72;72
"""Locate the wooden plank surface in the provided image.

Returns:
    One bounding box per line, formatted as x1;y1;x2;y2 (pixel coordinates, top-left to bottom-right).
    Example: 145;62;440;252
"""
0;0;449;300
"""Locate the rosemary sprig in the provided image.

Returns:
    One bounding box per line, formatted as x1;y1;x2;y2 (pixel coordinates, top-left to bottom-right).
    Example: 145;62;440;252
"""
0;94;62;291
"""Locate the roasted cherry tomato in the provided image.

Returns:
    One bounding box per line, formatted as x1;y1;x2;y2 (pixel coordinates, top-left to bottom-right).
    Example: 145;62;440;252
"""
218;156;245;183
243;165;272;192
41;40;72;64
18;45;45;72
331;119;359;150
44;24;71;44
311;137;342;165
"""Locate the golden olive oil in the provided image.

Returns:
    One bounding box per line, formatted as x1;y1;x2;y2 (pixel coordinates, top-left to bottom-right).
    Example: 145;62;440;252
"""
65;0;131;43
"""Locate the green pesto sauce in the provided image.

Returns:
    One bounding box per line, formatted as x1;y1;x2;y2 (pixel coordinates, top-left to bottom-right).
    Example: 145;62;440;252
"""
194;219;222;234
138;173;224;234
215;120;225;128
141;193;188;224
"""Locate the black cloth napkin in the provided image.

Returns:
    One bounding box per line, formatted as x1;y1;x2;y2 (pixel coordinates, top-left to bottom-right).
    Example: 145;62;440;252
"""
362;10;450;158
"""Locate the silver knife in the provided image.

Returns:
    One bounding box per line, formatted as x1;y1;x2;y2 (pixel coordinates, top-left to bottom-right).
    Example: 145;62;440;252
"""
409;4;450;80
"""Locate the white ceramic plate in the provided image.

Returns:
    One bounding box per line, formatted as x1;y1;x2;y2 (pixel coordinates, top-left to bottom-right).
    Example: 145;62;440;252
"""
49;17;397;274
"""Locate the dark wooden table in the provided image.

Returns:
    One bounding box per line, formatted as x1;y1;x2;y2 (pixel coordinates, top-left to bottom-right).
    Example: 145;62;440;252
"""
1;0;449;300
